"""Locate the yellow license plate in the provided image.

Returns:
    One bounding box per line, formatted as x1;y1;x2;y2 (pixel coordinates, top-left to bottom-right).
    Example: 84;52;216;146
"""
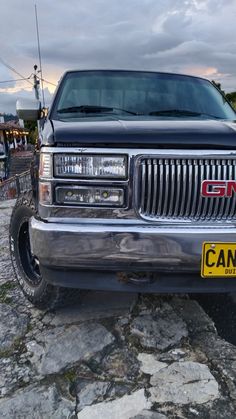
201;242;236;278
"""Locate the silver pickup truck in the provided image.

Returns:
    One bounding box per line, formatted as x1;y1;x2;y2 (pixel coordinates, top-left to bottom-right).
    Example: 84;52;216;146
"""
10;69;236;309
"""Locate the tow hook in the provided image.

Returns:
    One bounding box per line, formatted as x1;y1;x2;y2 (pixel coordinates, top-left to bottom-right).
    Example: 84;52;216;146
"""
117;272;154;285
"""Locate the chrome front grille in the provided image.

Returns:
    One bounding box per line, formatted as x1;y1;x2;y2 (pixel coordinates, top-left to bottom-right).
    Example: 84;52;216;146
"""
136;157;236;222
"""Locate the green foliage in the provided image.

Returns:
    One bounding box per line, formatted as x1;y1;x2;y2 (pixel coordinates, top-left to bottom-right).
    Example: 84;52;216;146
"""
63;368;77;382
24;121;38;144
24;120;37;131
226;92;236;110
0;281;17;304
212;81;236;110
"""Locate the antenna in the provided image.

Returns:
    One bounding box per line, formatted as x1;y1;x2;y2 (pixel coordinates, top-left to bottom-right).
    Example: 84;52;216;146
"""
35;4;45;107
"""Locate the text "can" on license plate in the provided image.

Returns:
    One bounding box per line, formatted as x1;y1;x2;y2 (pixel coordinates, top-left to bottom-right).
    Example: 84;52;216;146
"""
201;242;236;278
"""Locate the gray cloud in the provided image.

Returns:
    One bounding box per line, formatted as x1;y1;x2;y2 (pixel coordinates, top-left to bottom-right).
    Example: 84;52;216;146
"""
0;87;52;115
0;0;236;113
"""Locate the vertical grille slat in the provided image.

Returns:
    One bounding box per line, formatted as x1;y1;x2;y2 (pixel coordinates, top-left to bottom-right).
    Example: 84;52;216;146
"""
185;160;193;217
212;160;222;219
229;162;236;219
157;160;164;215
151;159;158;215
168;160;176;216
206;161;216;219
223;161;233;219
162;160;170;216
138;156;236;222
140;162;146;214
217;160;228;220
190;160;199;218
200;160;210;219
195;160;204;220
173;161;181;217
146;160;152;215
179;161;187;217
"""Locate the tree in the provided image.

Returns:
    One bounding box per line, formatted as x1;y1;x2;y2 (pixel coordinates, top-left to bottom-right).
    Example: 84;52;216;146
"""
225;92;236;110
24;121;38;144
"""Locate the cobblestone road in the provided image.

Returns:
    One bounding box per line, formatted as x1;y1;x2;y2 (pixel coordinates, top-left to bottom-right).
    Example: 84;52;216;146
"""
0;200;236;418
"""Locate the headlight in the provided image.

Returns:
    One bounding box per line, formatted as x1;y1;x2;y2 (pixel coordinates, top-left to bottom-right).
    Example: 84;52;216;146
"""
56;186;124;206
54;154;127;179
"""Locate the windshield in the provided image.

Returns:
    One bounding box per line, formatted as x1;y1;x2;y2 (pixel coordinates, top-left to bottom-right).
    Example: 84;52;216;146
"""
52;71;236;121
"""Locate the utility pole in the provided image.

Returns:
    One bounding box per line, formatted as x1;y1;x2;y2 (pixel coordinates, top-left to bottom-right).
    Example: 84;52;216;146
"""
33;64;40;100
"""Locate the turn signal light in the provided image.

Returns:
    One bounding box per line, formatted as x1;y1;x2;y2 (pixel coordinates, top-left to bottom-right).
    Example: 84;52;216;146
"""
39;182;52;205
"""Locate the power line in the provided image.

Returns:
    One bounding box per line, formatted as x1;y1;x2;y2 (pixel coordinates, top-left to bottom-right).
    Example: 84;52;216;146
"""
0;55;57;94
0;73;57;89
0;57;34;86
0;76;33;84
40;77;57;87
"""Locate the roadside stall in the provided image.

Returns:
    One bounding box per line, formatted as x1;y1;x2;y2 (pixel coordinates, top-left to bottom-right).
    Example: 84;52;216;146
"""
0;121;29;181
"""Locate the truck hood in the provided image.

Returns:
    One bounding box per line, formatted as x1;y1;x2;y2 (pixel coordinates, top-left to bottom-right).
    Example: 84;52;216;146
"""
51;118;236;149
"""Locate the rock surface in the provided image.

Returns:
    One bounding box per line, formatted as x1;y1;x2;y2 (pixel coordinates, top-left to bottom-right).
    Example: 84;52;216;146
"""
0;384;75;418
77;381;110;408
0;304;28;352
0;201;15;285
0;198;236;418
101;348;140;380
150;361;219;404
138;353;167;375
43;291;137;326
130;303;188;350
131;412;167;419
27;323;115;375
77;389;151;419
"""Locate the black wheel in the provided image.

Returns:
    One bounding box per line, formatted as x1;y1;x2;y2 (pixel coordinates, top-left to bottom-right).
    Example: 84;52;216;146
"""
9;191;84;309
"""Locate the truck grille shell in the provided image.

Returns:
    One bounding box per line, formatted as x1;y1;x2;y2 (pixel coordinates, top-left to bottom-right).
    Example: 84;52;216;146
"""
136;156;236;222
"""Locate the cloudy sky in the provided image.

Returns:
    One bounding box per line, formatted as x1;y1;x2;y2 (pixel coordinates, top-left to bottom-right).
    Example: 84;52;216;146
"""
0;0;236;113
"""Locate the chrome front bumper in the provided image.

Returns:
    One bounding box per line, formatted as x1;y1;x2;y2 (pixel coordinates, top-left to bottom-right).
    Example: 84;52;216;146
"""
30;217;236;292
30;217;236;272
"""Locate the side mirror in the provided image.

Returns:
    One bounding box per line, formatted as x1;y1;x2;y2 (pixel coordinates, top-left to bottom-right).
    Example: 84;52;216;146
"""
16;98;41;121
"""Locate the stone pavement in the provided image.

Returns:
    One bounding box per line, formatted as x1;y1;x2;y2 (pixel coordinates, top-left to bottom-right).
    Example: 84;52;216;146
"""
0;199;236;418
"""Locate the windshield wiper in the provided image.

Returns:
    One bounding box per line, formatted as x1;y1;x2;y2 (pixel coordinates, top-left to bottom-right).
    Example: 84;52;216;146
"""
57;105;138;115
148;109;202;116
148;109;222;119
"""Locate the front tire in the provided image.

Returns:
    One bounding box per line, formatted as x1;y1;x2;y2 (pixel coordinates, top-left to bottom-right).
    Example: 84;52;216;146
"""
9;192;84;309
